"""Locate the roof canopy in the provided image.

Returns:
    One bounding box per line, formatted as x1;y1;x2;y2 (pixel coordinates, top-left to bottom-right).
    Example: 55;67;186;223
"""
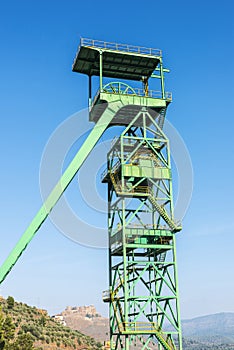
72;38;161;81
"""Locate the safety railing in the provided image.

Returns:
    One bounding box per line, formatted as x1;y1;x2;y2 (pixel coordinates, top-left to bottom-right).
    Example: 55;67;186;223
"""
101;169;108;181
110;240;122;253
102;289;111;302
126;223;170;230
92;86;172;102
119;321;160;332
80;37;162;57
118;322;176;349
111;136;119;148
103;84;172;99
130;185;151;194
90;84;172;111
110;226;173;246
125;232;172;244
101;160;121;181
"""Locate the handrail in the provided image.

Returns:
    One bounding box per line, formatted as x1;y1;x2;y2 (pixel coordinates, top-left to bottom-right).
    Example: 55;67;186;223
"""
90;87;172;111
102;289;111;301
92;86;172;102
119;322;176;349
80;37;162;57
101;160;121;181
126;223;171;230
120;321;160;332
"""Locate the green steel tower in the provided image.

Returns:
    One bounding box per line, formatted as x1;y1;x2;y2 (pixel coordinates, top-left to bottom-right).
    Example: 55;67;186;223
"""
0;38;183;350
73;39;183;350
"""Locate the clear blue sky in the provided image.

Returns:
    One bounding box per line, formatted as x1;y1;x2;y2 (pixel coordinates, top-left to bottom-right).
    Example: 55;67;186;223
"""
0;0;234;319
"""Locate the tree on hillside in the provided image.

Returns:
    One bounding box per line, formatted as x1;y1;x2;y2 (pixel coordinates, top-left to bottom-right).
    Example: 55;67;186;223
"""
2;316;15;341
0;310;15;349
0;307;34;350
0;309;6;350
6;297;14;310
38;315;46;327
5;333;35;350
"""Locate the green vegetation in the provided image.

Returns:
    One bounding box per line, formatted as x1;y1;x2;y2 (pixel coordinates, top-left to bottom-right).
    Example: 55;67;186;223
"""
6;297;14;310
0;296;103;350
183;338;234;350
182;312;234;349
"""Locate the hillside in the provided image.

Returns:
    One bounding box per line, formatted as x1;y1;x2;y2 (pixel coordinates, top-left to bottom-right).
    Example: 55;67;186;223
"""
0;296;233;350
0;296;102;350
56;305;234;349
183;338;234;350
182;312;234;344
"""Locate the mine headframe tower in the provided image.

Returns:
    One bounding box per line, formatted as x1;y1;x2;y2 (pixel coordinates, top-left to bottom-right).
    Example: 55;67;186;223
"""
0;38;183;350
73;39;183;350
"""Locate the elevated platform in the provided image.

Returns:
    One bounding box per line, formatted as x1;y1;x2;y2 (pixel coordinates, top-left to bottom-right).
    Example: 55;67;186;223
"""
110;227;173;255
89;88;171;124
72;38;171;126
72;38;161;80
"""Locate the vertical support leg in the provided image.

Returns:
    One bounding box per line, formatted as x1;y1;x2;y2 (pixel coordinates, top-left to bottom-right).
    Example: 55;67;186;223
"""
160;59;165;99
173;235;183;349
99;50;103;92
88;75;92;108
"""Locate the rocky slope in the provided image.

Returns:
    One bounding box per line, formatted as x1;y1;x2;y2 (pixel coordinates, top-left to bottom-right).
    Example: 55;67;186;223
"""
56;306;234;349
57;305;109;342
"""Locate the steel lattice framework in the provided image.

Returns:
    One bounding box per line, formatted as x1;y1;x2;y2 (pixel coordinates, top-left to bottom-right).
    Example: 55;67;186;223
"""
0;38;183;350
102;109;182;349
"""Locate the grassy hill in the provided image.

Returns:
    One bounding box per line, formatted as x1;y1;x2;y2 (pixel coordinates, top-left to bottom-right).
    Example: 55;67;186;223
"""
182;312;234;344
0;296;103;350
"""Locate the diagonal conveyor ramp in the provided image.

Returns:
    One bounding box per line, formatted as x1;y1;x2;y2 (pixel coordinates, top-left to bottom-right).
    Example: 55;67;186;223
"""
0;102;122;284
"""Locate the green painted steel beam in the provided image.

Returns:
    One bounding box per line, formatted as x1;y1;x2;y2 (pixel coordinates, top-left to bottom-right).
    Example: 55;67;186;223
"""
106;110;183;349
0;103;121;284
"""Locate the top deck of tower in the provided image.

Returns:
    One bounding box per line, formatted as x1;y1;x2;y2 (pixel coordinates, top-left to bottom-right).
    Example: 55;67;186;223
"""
72;38;171;125
72;38;162;80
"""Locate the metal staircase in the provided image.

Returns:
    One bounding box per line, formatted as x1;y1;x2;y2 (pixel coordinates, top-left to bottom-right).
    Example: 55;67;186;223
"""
154;330;176;350
148;194;182;232
108;169;181;233
117;322;176;350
